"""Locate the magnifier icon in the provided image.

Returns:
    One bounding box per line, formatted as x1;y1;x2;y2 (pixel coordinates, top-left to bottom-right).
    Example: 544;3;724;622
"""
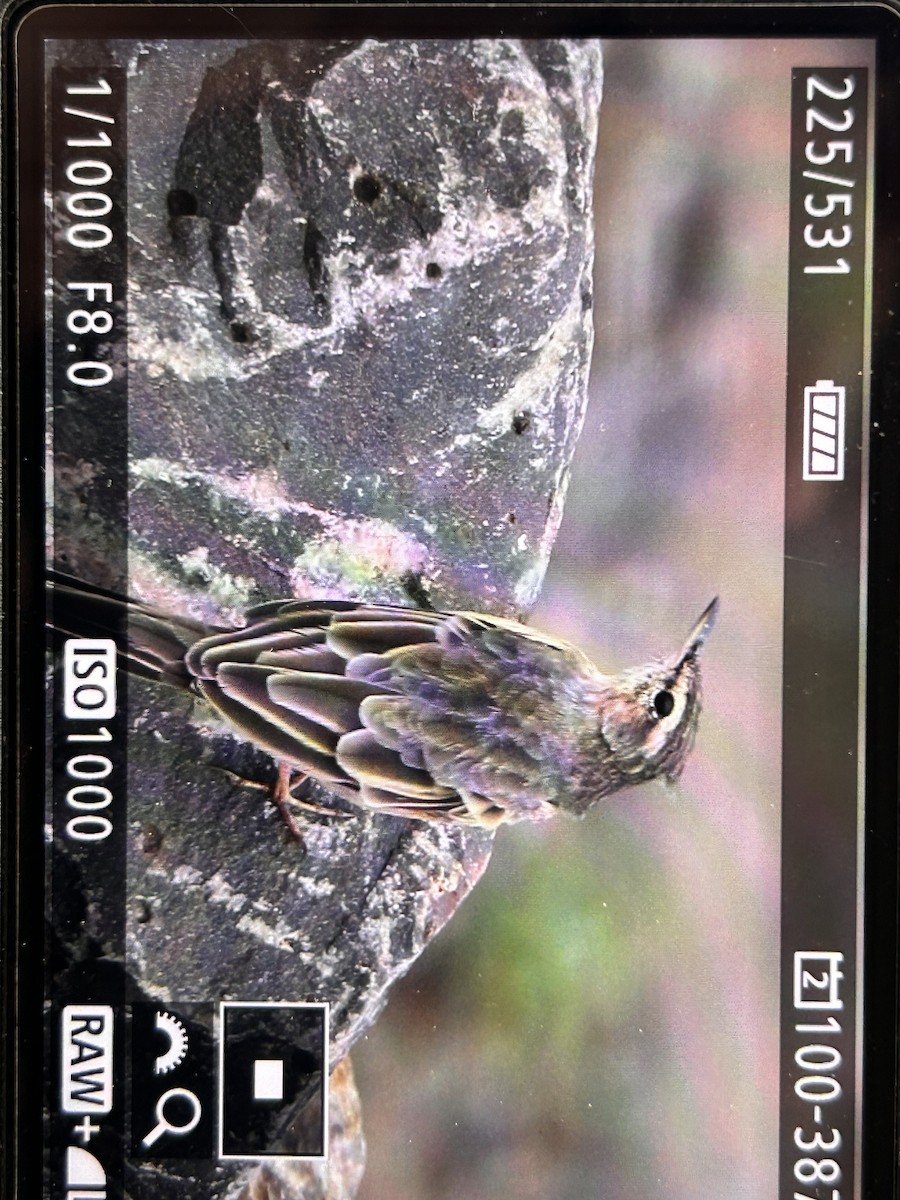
141;1087;202;1148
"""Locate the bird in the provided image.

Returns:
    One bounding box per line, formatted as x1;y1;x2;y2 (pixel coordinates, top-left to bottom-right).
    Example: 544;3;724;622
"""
48;572;718;832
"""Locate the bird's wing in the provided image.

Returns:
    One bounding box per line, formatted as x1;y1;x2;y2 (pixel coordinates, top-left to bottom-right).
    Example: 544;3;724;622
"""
187;603;569;826
186;603;498;823
51;579;569;826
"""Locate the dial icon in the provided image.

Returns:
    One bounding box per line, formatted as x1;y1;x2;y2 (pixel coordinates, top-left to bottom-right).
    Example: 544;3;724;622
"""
153;1011;189;1076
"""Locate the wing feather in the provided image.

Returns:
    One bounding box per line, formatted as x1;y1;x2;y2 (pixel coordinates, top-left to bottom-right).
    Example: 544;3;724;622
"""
185;608;350;677
256;645;347;674
267;672;389;734
357;789;478;823
243;598;360;620
193;630;317;674
337;728;457;799
196;677;350;783
326;618;439;660
215;664;340;755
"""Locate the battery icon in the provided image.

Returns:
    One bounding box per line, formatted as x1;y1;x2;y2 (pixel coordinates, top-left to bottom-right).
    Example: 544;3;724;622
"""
802;380;845;481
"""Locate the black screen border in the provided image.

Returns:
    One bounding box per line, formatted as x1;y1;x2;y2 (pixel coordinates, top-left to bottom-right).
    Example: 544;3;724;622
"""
3;5;899;1198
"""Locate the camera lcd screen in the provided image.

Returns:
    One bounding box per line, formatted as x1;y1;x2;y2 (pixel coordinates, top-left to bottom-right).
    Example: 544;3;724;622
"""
6;9;897;1200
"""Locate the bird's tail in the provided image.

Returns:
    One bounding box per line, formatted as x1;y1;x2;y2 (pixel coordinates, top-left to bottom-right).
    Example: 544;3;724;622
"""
47;570;216;686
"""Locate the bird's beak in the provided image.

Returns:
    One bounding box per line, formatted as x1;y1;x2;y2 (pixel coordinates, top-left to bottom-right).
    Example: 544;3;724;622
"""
672;597;719;669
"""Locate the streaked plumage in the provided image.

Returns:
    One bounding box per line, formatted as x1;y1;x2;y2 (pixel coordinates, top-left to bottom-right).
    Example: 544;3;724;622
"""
49;573;717;830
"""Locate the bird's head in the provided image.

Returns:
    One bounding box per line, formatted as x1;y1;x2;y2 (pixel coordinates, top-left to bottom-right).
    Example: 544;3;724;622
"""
593;598;718;790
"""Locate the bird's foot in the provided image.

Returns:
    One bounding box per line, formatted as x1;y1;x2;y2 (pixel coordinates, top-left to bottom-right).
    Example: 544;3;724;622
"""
276;763;354;833
272;762;307;842
284;770;352;818
215;762;350;839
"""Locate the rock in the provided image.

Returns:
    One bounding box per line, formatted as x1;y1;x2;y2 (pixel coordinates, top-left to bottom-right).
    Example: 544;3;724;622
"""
225;1059;366;1200
50;34;602;1200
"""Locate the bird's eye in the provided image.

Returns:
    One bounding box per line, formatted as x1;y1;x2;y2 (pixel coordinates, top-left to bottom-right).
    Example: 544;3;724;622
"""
653;689;675;718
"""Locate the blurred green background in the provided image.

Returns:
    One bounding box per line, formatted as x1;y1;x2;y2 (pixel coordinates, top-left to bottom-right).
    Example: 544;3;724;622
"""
354;37;873;1199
